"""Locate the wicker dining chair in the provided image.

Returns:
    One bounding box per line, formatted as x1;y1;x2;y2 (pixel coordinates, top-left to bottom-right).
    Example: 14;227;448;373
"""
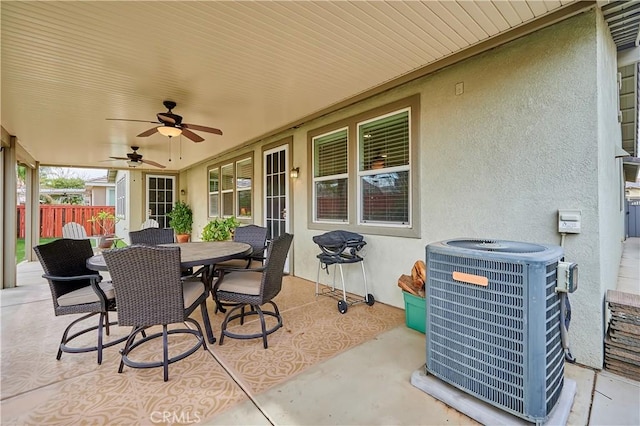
129;227;175;245
214;233;293;349
34;238;126;364
212;224;269;312
223;224;268;268
102;245;209;381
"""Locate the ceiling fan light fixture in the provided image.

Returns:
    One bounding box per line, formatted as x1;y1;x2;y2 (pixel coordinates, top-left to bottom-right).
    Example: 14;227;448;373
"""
157;126;182;138
127;160;140;168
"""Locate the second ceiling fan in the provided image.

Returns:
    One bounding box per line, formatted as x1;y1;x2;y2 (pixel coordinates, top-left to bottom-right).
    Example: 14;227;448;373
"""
107;100;223;143
109;146;165;169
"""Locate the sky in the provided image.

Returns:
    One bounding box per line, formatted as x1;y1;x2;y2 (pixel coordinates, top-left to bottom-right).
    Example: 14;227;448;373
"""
43;167;108;180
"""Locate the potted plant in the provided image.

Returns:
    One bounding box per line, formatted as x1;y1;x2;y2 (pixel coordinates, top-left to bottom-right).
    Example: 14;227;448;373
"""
167;201;193;243
201;216;240;241
88;210;119;249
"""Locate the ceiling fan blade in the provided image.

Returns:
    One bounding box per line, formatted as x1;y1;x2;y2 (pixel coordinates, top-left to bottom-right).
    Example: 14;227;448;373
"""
140;158;166;169
181;128;205;142
182;123;223;135
106;118;161;124
137;127;159;137
109;156;129;160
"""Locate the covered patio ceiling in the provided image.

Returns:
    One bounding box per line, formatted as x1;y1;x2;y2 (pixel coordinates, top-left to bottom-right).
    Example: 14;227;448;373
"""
0;1;630;173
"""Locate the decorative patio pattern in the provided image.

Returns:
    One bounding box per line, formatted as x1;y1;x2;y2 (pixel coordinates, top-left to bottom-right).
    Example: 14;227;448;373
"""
1;268;404;425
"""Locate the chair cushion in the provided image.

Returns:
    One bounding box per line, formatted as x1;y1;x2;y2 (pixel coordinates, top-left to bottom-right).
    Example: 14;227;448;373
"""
182;278;205;308
57;281;115;307
217;271;262;296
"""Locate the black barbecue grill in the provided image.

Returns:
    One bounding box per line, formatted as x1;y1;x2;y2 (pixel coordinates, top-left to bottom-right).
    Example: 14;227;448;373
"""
313;230;374;314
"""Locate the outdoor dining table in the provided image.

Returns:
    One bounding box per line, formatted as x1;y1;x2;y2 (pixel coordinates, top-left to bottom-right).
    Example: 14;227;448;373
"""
86;241;252;343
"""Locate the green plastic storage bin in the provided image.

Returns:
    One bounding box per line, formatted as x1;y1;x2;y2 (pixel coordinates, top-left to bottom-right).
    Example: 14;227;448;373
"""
403;291;426;333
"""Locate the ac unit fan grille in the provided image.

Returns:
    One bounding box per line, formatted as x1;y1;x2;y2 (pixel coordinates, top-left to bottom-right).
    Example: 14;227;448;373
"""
426;251;564;422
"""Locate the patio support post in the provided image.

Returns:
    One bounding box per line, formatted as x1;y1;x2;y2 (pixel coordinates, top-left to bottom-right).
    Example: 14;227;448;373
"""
1;133;18;288
24;162;40;262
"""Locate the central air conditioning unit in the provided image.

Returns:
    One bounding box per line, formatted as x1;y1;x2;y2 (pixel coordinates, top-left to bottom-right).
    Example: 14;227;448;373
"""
425;238;565;424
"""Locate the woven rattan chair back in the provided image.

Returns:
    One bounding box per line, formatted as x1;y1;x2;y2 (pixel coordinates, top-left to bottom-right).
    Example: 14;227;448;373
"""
103;245;185;327
62;222;89;240
234;225;268;259
259;233;293;302
34;238;100;312
129;228;175;245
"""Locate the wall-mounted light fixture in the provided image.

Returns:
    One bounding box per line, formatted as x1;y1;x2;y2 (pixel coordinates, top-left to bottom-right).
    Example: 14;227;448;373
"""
290;167;300;178
180;189;187;196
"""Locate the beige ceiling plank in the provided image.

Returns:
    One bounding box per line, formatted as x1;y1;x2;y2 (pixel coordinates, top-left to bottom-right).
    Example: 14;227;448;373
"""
323;2;422;70
475;1;511;32
543;1;564;11
511;1;536;21
392;2;460;53
264;2;404;75
527;1;551;16
457;1;501;37
491;1;523;27
424;1;479;44
406;2;468;50
348;2;439;65
386;2;451;58
443;1;493;39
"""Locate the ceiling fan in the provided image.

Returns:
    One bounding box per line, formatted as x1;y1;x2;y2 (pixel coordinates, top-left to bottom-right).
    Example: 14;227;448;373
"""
106;100;223;143
109;146;166;169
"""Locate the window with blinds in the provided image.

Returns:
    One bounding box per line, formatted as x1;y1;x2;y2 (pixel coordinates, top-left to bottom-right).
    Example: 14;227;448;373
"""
221;163;234;217
313;128;348;222
116;177;126;218
208;168;219;217
308;94;418;234
358;109;410;226
236;157;252;218
208;155;254;219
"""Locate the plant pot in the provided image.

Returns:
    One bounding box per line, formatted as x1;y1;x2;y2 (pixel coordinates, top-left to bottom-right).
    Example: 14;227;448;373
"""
98;235;114;250
176;234;191;243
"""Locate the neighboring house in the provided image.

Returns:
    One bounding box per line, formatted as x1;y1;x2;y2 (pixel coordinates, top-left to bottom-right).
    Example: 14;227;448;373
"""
84;174;116;206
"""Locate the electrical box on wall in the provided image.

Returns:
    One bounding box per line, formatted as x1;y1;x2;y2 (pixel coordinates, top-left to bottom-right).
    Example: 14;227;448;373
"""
558;210;581;234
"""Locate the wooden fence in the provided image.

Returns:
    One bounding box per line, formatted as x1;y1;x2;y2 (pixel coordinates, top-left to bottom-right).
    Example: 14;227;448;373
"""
16;205;116;238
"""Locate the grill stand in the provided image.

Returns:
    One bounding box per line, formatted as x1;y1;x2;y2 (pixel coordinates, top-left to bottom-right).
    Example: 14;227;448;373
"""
315;258;374;314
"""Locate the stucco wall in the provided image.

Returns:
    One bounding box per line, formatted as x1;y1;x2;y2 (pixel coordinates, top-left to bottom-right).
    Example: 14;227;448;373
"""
595;11;626;337
183;10;621;369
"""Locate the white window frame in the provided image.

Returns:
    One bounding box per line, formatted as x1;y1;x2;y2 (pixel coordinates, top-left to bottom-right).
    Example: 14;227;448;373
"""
356;108;412;228
312;127;349;224
236;157;253;219
208;168;220;217
115;177;126;218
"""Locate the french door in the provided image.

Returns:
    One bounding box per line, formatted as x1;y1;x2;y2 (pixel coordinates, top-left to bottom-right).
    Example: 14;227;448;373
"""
264;145;290;271
146;175;175;229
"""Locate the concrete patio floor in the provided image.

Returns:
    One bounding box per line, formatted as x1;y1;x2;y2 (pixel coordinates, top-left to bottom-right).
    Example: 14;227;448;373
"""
1;239;639;425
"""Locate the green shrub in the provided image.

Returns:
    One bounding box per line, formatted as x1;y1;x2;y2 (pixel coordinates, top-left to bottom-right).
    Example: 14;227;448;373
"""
167;201;193;234
201;217;240;241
